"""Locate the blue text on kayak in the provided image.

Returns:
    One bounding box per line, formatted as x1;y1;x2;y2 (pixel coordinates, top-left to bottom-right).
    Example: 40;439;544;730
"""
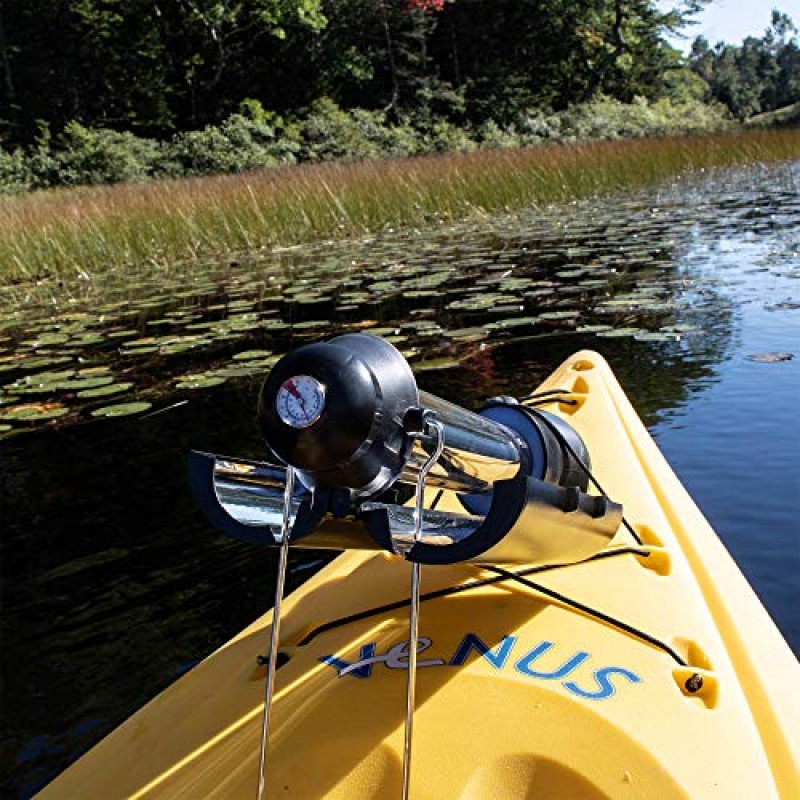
320;633;642;701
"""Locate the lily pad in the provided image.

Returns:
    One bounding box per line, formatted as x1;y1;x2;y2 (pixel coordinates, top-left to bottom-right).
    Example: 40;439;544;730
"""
6;382;62;397
443;327;488;342
77;382;134;399
539;310;580;321
413;358;461;372
27;333;71;347
91;402;153;418
746;352;794;363
360;326;399;337
159;342;207;355
16;369;76;385
556;269;587;279
233;350;272;361
486;317;541;331
635;331;681;342
69;333;106;346
0;403;71;422
175;376;228;390
291;320;331;331
596;327;643;338
107;330;140;340
237;357;279;369
17;357;73;371
58;376;115;391
215;365;264;378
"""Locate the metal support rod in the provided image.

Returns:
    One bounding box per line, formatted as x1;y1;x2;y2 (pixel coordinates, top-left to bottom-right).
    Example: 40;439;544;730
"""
401;421;444;800
256;466;295;800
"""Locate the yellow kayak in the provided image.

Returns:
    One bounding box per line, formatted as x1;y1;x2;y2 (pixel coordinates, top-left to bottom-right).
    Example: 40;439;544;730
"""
37;349;799;799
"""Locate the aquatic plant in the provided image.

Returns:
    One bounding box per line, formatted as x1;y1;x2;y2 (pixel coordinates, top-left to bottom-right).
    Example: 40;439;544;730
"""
1;158;795;437
0;129;797;297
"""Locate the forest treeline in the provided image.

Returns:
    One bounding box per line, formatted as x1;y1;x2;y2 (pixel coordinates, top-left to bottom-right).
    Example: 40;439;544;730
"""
1;1;798;192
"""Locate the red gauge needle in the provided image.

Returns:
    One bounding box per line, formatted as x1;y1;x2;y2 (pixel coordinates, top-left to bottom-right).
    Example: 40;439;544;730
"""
286;379;308;414
286;379;302;400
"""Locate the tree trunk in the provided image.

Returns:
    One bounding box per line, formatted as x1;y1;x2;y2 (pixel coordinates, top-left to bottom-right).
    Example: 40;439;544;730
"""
448;13;461;87
582;0;628;102
0;0;15;112
378;0;400;119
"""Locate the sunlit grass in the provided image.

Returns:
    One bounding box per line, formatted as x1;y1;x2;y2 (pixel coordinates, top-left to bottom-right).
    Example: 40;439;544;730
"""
1;129;798;298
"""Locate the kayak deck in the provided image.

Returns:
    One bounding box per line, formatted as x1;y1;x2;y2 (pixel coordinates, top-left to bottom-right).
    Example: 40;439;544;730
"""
37;351;800;798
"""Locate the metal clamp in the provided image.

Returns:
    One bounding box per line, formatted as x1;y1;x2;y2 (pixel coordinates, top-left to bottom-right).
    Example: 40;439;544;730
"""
256;466;295;800
401;419;444;800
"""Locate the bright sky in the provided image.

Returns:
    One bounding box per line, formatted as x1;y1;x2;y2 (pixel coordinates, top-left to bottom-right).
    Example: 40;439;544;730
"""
661;0;800;52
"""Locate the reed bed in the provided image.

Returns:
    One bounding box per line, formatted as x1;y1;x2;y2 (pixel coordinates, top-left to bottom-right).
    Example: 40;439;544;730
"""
1;129;798;295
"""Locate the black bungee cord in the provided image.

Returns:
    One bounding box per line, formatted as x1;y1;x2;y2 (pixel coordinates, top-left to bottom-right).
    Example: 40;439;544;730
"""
477;563;686;665
290;547;686;667
521;398;644;546
270;390;681;670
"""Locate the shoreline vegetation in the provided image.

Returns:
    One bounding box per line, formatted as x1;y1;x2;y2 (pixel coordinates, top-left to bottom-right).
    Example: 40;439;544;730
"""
0;96;735;195
2;127;798;302
3;2;798;304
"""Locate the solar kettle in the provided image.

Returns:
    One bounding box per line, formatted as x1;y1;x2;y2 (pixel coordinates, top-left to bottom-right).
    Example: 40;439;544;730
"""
189;333;623;566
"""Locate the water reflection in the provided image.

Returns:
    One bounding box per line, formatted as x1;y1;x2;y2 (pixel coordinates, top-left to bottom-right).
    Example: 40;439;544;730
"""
1;161;798;797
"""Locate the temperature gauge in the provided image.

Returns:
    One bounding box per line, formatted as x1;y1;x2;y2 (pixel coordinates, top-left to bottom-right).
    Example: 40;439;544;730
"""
276;375;326;428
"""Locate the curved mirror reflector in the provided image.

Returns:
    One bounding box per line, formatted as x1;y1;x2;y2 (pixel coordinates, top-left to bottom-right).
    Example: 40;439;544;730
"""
360;503;482;548
213;458;300;534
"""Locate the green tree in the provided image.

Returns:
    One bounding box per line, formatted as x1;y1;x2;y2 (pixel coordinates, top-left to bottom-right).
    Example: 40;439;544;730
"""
1;0;174;142
0;0;326;144
425;0;706;121
157;0;326;124
1;0;724;149
689;8;800;119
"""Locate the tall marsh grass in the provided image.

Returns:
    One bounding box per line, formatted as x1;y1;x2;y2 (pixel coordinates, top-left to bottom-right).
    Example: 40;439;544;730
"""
1;129;798;296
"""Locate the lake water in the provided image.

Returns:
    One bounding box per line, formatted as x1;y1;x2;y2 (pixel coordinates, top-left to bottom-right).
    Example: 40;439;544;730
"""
1;160;798;797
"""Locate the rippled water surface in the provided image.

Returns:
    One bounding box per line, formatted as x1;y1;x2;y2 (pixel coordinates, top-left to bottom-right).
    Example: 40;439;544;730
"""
2;161;798;797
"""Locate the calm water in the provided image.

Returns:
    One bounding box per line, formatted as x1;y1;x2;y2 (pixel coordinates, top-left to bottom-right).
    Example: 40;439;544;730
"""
1;161;798;797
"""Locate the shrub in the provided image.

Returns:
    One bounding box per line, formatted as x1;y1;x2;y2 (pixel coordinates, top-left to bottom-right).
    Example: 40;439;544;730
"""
420;119;478;153
349;109;422;157
0;146;33;194
165;99;302;176
52;122;165;185
652;98;731;135
296;99;428;162
514;109;561;141
169;125;247;176
299;97;384;161
477;120;526;149
554;96;729;141
0;97;734;194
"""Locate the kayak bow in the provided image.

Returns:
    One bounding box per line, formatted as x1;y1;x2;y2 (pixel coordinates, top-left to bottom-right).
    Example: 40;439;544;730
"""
37;346;800;799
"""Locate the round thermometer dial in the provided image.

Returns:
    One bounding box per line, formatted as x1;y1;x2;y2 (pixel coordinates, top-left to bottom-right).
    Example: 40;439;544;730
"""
276;375;326;428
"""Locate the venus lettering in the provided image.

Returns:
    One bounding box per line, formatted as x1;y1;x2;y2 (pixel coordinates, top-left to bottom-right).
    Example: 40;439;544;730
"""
320;632;642;701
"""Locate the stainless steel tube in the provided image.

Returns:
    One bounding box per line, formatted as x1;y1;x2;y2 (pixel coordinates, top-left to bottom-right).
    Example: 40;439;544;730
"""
398;391;528;496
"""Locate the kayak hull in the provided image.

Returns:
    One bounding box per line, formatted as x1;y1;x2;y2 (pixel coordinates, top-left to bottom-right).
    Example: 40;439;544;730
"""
36;351;800;798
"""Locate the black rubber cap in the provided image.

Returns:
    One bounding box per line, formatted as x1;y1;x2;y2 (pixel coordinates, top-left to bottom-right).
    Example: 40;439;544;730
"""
258;341;377;472
257;334;419;494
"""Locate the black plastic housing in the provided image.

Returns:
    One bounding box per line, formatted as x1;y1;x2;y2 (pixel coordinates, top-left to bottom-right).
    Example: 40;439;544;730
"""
258;334;418;495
